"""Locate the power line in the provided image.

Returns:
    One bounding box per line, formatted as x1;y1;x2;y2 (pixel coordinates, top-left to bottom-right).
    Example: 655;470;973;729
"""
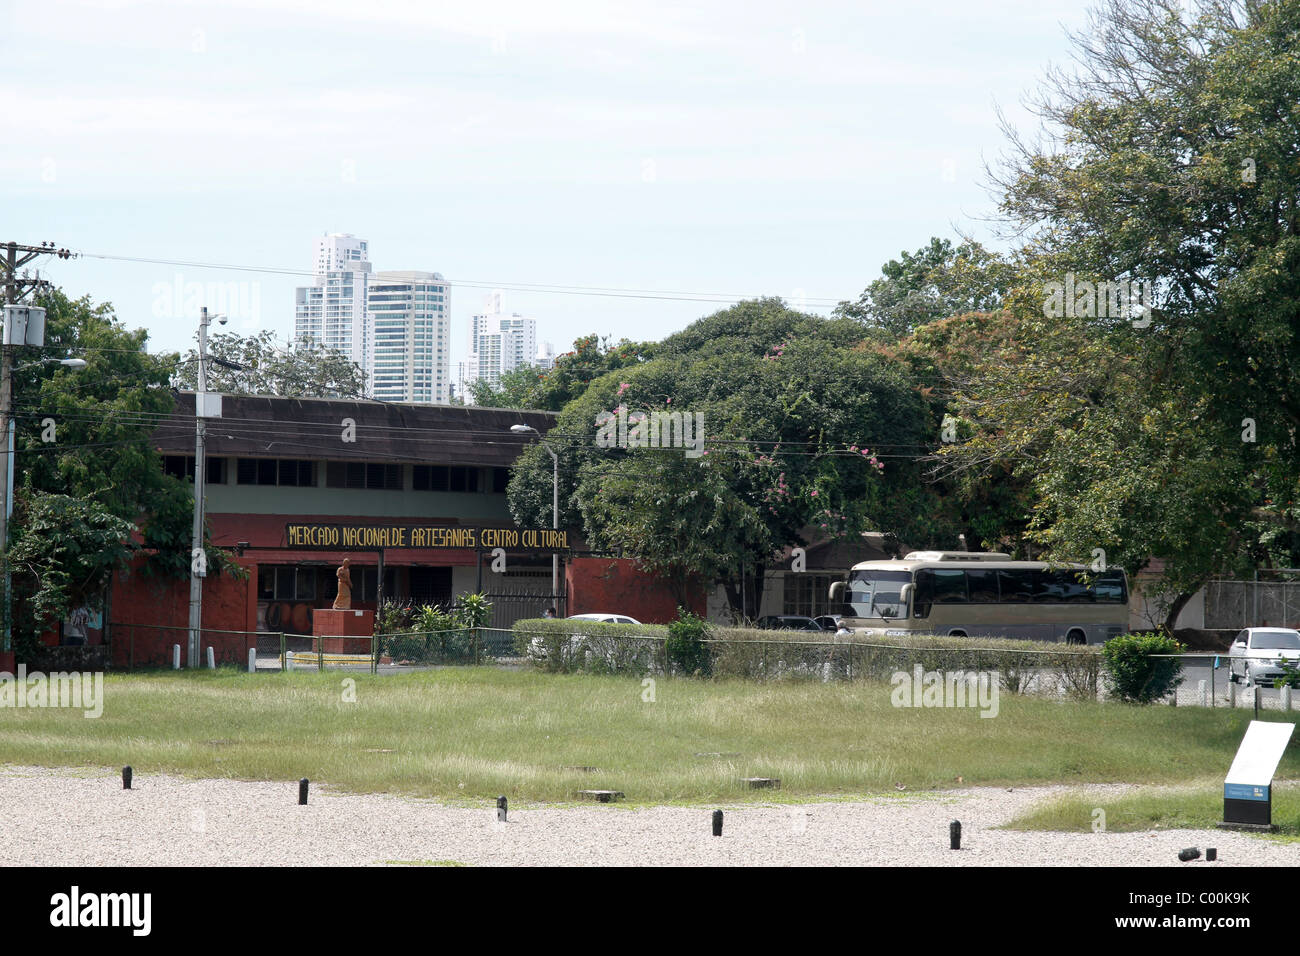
75;250;848;307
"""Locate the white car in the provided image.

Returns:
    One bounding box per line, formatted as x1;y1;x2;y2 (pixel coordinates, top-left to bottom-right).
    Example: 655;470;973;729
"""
566;613;642;625
1228;627;1300;687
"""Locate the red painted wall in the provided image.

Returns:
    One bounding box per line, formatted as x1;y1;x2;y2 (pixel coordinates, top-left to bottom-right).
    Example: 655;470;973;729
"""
106;555;258;668
566;557;705;624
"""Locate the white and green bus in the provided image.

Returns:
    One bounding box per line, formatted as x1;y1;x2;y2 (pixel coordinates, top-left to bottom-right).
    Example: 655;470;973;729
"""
828;551;1129;644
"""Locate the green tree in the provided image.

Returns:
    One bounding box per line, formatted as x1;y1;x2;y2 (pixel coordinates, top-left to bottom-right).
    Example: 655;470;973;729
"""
173;329;366;398
932;0;1300;629
508;299;947;619
7;289;240;651
836;237;1017;338
471;334;653;410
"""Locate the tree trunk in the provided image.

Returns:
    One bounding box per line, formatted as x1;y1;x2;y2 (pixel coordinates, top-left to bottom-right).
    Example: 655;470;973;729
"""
1162;590;1195;636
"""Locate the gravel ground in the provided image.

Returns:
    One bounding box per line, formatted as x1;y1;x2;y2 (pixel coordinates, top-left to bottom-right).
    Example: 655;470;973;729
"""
1;765;1297;866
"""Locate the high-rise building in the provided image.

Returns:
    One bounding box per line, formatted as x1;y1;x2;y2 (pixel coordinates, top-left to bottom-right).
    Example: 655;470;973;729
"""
367;271;451;404
294;233;372;369
464;292;539;397
295;235;450;404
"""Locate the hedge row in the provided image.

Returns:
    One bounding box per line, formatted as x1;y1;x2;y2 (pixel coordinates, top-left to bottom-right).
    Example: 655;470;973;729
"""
511;618;1104;697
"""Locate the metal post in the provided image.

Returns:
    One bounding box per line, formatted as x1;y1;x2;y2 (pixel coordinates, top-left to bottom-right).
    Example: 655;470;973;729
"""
187;308;210;667
548;444;559;603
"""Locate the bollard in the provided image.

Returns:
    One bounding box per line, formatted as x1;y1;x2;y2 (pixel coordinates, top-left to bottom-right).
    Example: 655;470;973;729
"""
496;795;508;823
299;778;309;805
248;647;257;674
711;810;723;837
950;820;961;850
172;644;180;670
206;646;215;669
1177;847;1201;862
1198;680;1208;707
1206;848;1218;862
1228;679;1237;708
1283;685;1292;712
122;766;132;790
285;651;295;672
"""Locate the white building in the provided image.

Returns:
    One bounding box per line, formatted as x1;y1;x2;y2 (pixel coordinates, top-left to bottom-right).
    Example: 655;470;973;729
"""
295;234;450;404
367;271;451;404
294;233;372;370
536;341;556;371
464;291;539;397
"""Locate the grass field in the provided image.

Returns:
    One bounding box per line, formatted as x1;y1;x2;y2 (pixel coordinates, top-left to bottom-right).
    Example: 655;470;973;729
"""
1002;783;1300;838
0;667;1294;805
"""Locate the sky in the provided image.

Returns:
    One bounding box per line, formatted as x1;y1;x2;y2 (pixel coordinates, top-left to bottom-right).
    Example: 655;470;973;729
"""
0;0;1097;370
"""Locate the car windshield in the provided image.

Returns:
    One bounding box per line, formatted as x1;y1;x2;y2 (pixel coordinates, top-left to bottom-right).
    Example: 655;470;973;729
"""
845;570;912;619
1252;630;1300;650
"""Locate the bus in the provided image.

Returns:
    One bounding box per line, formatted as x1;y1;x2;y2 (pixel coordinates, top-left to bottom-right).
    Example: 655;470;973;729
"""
828;551;1129;644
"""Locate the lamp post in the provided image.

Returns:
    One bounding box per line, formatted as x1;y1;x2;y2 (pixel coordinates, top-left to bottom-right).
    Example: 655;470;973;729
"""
510;424;559;605
2;355;87;652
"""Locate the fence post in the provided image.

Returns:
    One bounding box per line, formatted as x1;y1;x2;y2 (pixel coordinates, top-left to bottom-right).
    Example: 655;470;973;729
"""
1282;684;1292;712
474;627;481;666
279;632;286;671
248;646;257;674
318;637;323;671
848;642;853;681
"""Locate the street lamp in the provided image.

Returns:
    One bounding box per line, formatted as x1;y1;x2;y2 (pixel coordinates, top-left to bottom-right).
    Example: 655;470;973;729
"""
2;356;88;652
510;424;560;606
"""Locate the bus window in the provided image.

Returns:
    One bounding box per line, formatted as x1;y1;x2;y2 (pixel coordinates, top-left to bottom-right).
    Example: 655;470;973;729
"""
1094;570;1127;603
966;568;998;603
915;569;968;605
845;569;913;619
998;569;1034;603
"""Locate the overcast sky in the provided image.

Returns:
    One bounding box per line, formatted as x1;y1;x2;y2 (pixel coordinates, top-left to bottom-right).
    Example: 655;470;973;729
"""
1;0;1094;364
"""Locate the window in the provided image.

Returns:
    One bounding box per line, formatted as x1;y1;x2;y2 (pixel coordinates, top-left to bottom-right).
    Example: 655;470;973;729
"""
966;568;999;603
326;461;401;490
258;566;315;601
997;569;1035;603
238;458;314;487
915;569;968;604
413;465;480;492
164;456;226;484
784;574;832;617
492;467;509;493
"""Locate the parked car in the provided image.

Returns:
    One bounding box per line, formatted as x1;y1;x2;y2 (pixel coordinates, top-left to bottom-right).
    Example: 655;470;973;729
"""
567;613;643;625
1228;627;1300;687
813;615;845;633
756;615;825;631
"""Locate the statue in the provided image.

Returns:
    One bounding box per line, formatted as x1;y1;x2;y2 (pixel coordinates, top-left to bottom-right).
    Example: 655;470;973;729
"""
333;557;353;609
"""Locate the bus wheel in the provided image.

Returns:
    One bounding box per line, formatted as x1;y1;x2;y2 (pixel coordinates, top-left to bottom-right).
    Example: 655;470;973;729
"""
1065;629;1087;645
949;630;967;638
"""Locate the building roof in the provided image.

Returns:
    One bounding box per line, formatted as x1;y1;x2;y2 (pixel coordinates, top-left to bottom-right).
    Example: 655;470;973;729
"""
154;392;558;468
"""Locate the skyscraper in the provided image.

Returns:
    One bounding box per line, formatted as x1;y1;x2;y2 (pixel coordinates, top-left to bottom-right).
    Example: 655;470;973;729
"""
367;271;451;403
295;235;450;404
294;233;372;369
464;292;538;398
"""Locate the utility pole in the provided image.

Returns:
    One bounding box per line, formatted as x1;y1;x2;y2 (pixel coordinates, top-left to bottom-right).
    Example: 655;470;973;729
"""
0;242;72;653
187;307;211;667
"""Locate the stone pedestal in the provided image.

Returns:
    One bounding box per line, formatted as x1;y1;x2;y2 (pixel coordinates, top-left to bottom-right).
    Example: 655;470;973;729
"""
312;608;375;655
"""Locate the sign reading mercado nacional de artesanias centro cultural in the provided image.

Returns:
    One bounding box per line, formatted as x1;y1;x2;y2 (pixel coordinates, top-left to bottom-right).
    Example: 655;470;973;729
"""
284;523;570;552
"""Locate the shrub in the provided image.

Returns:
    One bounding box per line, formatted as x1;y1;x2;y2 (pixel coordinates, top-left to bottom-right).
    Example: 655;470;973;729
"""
1100;632;1185;703
666;608;712;677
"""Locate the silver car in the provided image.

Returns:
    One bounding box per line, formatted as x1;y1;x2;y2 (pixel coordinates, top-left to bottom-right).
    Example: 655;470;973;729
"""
1228;627;1300;687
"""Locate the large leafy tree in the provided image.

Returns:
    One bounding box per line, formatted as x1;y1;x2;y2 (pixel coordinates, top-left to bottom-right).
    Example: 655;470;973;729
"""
6;289;238;653
836;237;1017;339
508;299;950;619
173;329;366;398
470;334;653;410
933;0;1300;629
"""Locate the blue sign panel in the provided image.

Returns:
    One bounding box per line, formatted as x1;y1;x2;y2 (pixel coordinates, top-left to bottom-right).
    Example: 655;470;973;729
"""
1225;782;1269;802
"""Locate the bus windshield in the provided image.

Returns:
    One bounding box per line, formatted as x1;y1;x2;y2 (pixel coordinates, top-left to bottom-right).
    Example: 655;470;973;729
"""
845;570;913;619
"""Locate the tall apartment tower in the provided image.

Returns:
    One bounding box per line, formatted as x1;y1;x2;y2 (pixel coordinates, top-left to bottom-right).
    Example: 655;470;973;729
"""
295;235;450;403
294;233;372;370
465;291;538;396
367;271;451;403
